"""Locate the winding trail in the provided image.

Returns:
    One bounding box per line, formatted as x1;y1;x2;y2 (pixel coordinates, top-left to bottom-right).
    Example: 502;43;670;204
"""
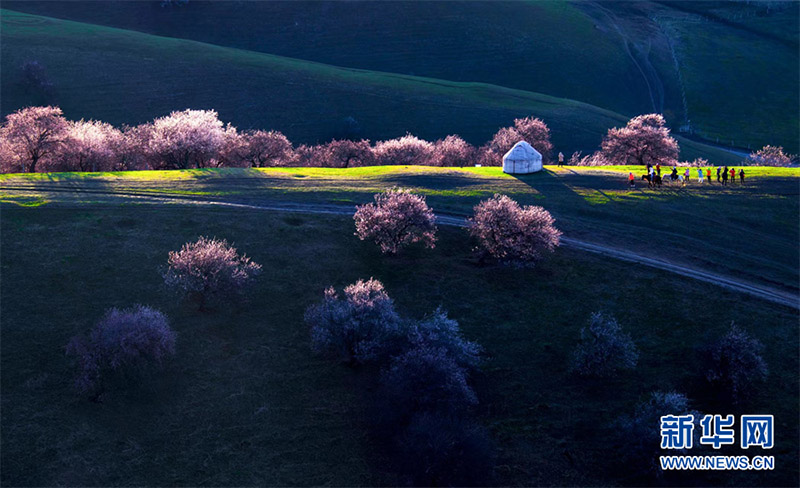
3;184;797;310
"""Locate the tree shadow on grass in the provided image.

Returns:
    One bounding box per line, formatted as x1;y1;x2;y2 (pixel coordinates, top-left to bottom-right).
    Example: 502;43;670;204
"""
380;173;488;191
509;169;602;210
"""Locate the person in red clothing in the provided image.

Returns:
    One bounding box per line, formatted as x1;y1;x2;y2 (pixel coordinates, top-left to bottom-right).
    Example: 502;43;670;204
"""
730;167;736;184
706;168;712;184
628;172;635;189
656;163;661;177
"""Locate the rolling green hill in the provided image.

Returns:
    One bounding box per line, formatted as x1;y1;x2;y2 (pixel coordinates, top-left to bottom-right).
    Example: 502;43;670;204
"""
1;9;742;164
3;0;798;152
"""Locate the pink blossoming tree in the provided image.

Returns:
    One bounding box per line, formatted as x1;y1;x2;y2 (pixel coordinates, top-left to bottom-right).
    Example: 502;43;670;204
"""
66;305;176;401
468;194;561;266
109;124;152;171
354;188;438;254
600;113;679;167
144;109;228;169
432;135;475;167
305;278;402;365
55;120;122;172
747;145;795;166
480;117;553;165
238;130;294;167
320;139;375;168
374;134;435;166
0;105;68;172
163;236;262;310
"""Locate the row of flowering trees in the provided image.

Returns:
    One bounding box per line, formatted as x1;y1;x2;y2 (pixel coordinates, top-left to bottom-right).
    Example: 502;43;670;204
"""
3;105;792;174
0;106;554;173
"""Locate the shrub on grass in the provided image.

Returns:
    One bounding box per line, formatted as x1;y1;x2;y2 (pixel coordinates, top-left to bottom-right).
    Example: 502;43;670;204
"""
571;312;639;377
66;305;176;400
379;345;477;422
702;323;768;403
468;194;561;266
354;188;437;254
569;150;610;166
305;278;403;365
405;308;481;370
616;391;700;473
163;236;262;310
393;412;494;487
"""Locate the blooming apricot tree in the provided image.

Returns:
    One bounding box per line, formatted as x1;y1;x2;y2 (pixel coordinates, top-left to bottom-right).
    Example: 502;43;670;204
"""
305;278;402;365
600;113;679;166
354;188;437;254
0;105;68;172
240;130;294;167
144;109;227;169
374;134;434;165
748;145;794;166
55;120;121;172
468;194;561;266
163;236;262;310
66;305;176;400
480;116;553;165
433;135;475;167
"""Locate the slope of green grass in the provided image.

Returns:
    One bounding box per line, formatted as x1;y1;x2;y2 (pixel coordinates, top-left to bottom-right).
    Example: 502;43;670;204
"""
1;0;654;117
1;203;797;486
658;5;799;151
2;165;798;292
3;0;797;152
0;9;757;164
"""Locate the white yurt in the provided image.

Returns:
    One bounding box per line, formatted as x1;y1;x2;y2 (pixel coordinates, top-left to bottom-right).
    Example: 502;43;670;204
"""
502;141;542;174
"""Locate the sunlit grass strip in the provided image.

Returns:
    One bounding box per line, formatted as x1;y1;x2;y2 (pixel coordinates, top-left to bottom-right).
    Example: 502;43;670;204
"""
0;165;796;184
0;194;48;207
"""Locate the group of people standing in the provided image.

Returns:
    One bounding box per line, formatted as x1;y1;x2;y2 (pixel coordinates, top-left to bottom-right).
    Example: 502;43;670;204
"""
628;163;745;188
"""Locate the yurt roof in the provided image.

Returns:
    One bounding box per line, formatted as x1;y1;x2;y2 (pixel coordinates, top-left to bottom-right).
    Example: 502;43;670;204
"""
503;141;541;161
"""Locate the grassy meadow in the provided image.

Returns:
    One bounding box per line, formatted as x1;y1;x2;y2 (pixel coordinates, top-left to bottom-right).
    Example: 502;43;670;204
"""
1;169;798;485
2;1;797;153
1;1;798;484
2;165;798;291
0;7;773;164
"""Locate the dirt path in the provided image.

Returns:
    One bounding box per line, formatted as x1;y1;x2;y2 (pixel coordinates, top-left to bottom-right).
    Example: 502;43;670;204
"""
3;184;797;310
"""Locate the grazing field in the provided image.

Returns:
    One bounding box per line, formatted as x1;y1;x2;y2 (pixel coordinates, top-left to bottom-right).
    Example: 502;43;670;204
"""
1;175;797;485
0;8;752;164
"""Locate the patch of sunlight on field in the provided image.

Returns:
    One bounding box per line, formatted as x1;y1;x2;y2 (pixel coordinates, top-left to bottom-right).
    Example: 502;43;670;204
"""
0;194;48;206
255;165;512;179
575;189;617;205
0;169;196;182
